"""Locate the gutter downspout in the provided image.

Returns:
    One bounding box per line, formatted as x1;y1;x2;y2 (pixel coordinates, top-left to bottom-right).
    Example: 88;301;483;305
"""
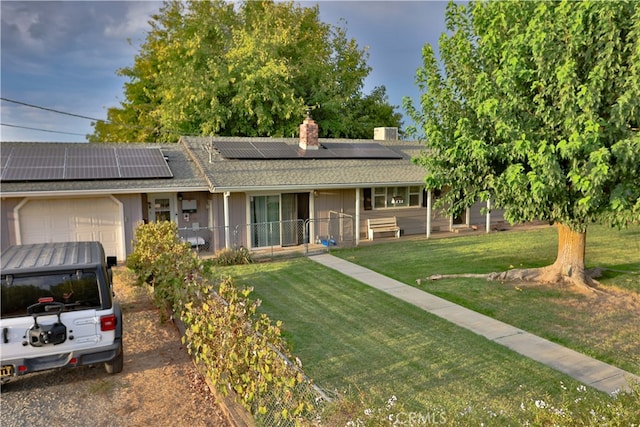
426;189;432;239
486;199;491;234
224;191;231;248
310;190;316;245
208;197;215;248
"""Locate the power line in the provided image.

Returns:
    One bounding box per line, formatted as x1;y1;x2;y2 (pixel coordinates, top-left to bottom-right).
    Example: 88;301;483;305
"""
1;97;108;123
0;123;87;136
0;97;200;138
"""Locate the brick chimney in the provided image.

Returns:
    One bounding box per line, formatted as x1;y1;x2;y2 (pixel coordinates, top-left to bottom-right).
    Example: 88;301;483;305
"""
299;111;319;150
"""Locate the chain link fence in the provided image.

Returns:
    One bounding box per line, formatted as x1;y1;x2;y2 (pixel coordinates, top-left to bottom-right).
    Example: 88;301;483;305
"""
178;213;355;257
178;216;354;425
252;355;335;426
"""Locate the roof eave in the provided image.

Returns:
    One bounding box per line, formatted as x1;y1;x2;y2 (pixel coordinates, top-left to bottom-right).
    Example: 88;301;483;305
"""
0;186;210;198
210;181;425;193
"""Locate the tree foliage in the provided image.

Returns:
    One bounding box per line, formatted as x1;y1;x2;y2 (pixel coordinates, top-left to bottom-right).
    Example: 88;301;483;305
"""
404;1;640;288
405;0;640;231
90;0;402;142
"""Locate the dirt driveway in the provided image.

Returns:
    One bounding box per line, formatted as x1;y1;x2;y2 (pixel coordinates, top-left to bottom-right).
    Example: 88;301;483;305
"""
0;268;231;427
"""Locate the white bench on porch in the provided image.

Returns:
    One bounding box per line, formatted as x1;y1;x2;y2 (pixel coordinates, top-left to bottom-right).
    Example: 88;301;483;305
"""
367;217;400;240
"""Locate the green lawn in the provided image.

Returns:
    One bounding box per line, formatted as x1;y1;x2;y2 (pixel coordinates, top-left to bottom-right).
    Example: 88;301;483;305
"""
330;224;640;375
216;224;640;423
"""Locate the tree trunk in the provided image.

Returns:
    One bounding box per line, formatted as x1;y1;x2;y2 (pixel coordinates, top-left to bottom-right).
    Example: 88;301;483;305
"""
531;223;600;291
542;223;586;276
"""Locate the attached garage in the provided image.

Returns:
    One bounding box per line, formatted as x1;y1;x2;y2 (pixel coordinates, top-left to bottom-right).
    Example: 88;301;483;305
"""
16;197;125;260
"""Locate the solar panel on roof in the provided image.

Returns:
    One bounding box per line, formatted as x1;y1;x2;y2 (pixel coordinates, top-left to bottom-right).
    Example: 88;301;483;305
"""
119;165;173;178
65;166;121;180
0;145;173;182
117;147;167;165
212;140;403;160
66;147;113;157
219;149;266;159
321;143;402;159
10;156;66;167
11;146;66;158
66;154;118;168
2;167;65;181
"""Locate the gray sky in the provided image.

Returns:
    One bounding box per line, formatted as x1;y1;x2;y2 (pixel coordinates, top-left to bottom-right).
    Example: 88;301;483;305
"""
1;1;449;142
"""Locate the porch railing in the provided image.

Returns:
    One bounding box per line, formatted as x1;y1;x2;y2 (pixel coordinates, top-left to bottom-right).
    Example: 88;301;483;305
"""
178;213;354;255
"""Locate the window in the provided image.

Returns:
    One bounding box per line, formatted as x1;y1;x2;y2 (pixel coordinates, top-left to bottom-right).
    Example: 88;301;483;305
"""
371;186;422;209
152;198;171;221
363;188;372;210
1;271;101;318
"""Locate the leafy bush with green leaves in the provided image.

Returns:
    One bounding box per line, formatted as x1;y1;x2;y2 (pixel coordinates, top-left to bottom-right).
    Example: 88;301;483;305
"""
126;221;201;310
125;221;311;422
182;277;312;419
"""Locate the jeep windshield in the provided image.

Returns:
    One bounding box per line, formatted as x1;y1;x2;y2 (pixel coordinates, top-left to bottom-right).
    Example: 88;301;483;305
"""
1;271;101;319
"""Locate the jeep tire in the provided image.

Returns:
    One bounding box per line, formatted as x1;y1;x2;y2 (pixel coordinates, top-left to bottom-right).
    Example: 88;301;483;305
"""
105;345;124;374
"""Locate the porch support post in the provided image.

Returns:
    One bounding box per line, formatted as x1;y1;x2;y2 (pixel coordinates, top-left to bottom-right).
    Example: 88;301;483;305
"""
486;199;491;234
208;197;215;250
426;189;432;239
310;190;316;245
223;191;231;248
355;188;361;246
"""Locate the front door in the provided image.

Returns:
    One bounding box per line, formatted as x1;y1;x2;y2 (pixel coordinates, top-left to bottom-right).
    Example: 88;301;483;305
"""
281;193;309;246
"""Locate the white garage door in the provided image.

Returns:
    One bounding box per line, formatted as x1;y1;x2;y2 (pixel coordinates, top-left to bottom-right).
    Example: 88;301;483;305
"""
18;197;124;260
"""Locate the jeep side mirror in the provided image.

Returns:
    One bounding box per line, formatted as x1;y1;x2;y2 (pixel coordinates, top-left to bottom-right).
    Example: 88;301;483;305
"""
107;256;117;268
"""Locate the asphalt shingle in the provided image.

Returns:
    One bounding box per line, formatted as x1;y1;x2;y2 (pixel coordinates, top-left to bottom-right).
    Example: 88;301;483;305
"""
181;136;427;192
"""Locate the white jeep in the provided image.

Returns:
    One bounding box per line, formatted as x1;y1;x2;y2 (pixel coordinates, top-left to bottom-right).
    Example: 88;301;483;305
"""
1;241;123;385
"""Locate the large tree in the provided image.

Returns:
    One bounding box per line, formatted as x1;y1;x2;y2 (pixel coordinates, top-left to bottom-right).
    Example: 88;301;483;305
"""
404;1;640;290
89;0;402;142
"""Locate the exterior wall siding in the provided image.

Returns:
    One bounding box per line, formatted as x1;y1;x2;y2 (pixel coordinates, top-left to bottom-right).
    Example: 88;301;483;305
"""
175;192;210;230
1;197;21;253
313;189;347;220
114;194;144;257
1;188;513;257
360;208;431;238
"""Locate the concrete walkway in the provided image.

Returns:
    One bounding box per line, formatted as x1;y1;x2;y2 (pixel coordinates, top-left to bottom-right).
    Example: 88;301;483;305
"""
309;253;640;394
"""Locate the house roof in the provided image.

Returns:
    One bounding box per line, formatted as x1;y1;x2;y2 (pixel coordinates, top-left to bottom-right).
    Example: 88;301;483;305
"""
181;136;427;192
0;142;208;197
0;137;428;197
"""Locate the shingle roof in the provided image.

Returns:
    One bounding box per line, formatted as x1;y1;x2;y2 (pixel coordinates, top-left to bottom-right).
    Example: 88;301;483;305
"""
181;136;427;192
0;138;428;196
0;142;208;196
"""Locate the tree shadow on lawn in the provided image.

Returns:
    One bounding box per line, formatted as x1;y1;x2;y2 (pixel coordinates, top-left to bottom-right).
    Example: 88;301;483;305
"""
488;278;640;376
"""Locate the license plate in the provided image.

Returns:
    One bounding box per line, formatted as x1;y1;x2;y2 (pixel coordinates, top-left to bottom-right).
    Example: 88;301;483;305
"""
1;365;14;378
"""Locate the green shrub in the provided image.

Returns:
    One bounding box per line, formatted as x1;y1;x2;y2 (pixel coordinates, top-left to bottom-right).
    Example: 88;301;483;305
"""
126;221;200;311
125;221;312;422
213;247;254;266
182;277;311;419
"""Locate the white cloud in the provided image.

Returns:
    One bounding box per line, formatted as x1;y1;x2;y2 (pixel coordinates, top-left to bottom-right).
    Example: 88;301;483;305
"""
104;1;162;40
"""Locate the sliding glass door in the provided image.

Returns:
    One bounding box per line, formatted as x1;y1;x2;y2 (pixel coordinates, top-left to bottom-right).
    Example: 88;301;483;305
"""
249;193;310;248
250;195;280;247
